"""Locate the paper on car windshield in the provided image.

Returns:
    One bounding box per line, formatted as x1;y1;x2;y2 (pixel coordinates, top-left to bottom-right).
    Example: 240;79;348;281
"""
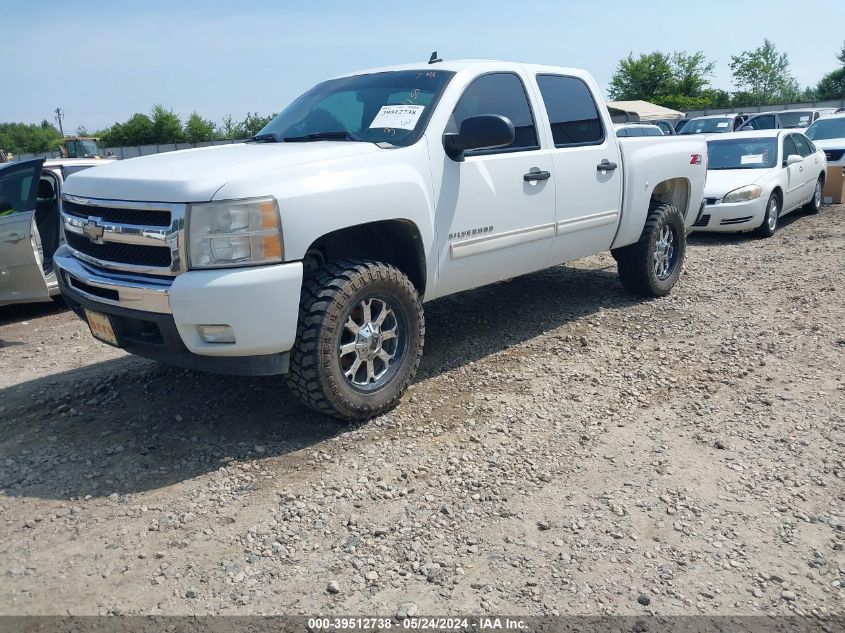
717;122;730;128
369;105;425;130
741;154;764;164
800;115;810;122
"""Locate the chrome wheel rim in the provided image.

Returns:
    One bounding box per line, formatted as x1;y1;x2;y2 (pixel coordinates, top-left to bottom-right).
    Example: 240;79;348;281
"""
653;224;676;281
338;297;403;391
767;198;779;231
814;180;822;208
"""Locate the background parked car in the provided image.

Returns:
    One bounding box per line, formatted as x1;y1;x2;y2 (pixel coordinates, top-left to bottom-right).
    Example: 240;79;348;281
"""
693;130;826;237
678;113;747;135
738;112;783;131
651;119;677;135
805;112;845;167
0;158;105;307
614;123;664;137
776;108;837;129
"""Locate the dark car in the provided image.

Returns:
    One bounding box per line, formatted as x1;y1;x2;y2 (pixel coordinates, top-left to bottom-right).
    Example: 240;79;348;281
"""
738;112;784;131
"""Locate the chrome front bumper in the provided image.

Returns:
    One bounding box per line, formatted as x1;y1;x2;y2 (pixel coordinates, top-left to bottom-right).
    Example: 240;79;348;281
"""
54;246;172;313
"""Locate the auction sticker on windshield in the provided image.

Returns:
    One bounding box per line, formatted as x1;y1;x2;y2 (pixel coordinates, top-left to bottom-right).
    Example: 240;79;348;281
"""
741;154;764;164
369;105;424;130
84;309;119;346
717;122;729;128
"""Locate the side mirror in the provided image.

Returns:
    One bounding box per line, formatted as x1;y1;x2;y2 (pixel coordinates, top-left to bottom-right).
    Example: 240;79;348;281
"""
443;114;515;160
786;154;802;166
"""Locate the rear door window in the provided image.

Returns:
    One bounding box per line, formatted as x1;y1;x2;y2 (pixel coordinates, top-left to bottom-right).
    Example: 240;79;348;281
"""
792;134;813;157
536;74;605;147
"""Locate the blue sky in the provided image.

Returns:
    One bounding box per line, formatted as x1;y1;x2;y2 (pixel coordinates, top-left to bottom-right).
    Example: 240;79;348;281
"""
5;0;844;132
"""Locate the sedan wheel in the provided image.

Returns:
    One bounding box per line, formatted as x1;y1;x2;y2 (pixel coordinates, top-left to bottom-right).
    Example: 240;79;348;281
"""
755;194;779;238
804;177;823;214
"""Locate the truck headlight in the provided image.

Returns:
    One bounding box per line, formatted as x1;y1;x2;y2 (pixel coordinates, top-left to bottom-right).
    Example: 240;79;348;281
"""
187;197;283;269
722;185;762;204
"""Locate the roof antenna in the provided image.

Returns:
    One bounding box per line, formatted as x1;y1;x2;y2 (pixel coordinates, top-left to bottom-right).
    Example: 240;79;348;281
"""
428;51;443;64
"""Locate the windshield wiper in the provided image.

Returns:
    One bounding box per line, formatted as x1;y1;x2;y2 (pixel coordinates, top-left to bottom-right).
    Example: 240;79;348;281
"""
247;133;280;143
282;131;362;143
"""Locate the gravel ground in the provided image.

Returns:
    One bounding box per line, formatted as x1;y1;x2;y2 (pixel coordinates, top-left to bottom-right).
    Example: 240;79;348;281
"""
0;205;843;617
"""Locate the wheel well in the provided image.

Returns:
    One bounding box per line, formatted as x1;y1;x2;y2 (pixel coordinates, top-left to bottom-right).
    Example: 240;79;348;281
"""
304;220;426;294
771;186;783;205
650;178;691;218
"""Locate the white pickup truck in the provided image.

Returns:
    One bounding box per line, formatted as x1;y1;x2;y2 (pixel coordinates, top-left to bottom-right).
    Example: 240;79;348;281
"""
55;59;707;420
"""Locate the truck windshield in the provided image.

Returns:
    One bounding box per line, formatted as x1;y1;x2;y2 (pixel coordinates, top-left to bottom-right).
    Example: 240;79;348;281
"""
805;117;845;141
257;70;455;147
679;118;733;134
707;138;777;170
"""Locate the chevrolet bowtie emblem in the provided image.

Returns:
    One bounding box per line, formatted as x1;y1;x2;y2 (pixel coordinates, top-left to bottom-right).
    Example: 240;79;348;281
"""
83;219;105;242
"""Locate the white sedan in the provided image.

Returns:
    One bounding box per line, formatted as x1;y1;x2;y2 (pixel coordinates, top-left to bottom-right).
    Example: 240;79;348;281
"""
692;130;826;237
805;112;845;169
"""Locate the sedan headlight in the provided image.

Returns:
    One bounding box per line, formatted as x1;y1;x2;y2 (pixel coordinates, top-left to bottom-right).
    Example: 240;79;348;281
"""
187;197;283;269
722;185;762;204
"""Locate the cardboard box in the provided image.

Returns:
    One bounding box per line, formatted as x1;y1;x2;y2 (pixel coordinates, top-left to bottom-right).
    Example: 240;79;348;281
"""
823;166;845;204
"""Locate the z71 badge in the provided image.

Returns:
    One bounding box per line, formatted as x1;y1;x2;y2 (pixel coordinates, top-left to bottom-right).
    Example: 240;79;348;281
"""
448;225;493;241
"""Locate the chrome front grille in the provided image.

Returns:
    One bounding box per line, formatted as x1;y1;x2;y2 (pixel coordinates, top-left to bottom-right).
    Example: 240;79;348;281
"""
65;232;172;267
63;199;172;227
61;195;186;276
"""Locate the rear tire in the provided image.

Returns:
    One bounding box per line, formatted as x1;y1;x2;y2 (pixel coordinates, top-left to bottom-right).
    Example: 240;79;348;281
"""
804;176;823;213
755;193;779;238
615;203;685;297
286;259;424;421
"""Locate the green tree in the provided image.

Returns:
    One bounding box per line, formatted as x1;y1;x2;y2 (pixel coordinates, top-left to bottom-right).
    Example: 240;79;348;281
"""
0;121;63;154
241;112;275;138
608;51;716;110
99;113;156;146
815;70;845;100
184;112;217;143
608;52;674;102
729;39;800;105
218;114;245;140
670;52;716;97
150;105;184;143
814;41;845;100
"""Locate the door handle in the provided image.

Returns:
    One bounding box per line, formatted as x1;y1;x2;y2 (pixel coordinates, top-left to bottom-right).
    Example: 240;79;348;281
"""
523;170;551;182
597;159;618;171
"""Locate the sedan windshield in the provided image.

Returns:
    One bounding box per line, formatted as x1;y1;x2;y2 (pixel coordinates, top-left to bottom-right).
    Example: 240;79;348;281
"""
256;70;454;147
805;117;845;141
778;111;813;128
707;138;777;170
679;117;733;134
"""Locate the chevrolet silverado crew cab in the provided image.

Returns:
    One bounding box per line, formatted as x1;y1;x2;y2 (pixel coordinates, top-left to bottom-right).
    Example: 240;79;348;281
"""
56;59;707;420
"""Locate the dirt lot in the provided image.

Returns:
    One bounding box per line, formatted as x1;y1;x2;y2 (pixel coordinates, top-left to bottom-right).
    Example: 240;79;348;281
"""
0;206;843;617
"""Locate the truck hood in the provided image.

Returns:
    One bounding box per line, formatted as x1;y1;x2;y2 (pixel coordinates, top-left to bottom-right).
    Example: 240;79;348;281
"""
704;168;774;197
810;138;845;151
62;142;382;202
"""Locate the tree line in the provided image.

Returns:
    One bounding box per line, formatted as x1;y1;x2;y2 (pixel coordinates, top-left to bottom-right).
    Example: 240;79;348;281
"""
0;109;276;155
609;39;845;111
3;40;844;155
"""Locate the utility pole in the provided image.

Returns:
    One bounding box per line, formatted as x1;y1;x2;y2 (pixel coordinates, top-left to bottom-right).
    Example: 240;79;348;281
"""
54;107;65;137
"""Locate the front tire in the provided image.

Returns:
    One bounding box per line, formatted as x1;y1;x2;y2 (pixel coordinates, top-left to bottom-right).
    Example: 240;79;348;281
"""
615;203;685;297
755;193;779;238
287;259;424;421
804;176;823;213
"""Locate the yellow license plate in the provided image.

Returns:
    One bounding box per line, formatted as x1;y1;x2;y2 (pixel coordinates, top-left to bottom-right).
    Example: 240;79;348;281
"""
84;309;118;346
